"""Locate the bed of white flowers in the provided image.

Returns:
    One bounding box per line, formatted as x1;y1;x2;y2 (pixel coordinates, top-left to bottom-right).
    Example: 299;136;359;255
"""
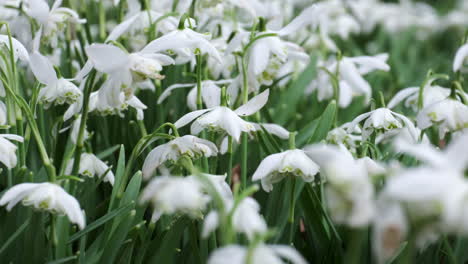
0;0;468;263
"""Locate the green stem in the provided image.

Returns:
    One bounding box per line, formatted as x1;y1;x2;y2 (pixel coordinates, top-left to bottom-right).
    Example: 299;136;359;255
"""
196;53;203;109
1;77;56;181
226;136;233;184
71;71;96;176
288;132;296;150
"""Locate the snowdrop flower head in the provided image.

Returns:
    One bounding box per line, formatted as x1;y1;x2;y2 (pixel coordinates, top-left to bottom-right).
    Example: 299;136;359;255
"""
453;43;468;72
387;82;453;111
0;182;85;229
417;97;468;139
348;107;418;142
85;91;147;121
203;196;267;240
142;135;218;179
231;197;268;239
394;132;468;172
379;167;467;247
305;144;375;226
326;123;361;153
140;175;210;222
208;244;308;264
174;89;270;142
29;48;82;108
0;134;23;169
157;79;235;110
27;0;86;43
252;149;319;192
85;43;174;107
65;153;115;185
310;54;390;108
0;34;29;63
141;26;221;64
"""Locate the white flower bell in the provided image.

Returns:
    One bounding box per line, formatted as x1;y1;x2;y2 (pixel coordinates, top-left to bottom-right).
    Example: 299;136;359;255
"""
140;175;210;222
174;89;270;142
0;182;85;229
142;135;218;179
65;153;115;185
252;149;319;192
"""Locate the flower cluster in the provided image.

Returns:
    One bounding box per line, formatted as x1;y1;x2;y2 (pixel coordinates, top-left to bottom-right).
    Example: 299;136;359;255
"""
0;0;467;264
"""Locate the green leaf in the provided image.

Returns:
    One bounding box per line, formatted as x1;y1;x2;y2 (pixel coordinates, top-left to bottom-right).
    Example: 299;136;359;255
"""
67;202;134;243
306;100;336;145
97;145;121;159
99;210;136;264
275;53;318;125
109;145;126;211
0;218;30;256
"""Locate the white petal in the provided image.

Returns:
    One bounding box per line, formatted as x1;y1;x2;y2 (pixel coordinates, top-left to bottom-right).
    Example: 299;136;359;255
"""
387;87;418;109
453;44;468;72
85;44;129;73
277;5;317;36
252;153;283;181
142;145;166;179
261;123;290;139
0;183;38;210
174;109;212;128
157;83;195;104
249;40;270;75
234;89;269;116
202;211;219;238
29;52;57;85
106;14;139;41
269;245;308;264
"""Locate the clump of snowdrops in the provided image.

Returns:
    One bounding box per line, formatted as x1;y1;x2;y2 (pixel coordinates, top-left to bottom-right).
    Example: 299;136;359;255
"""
0;0;468;263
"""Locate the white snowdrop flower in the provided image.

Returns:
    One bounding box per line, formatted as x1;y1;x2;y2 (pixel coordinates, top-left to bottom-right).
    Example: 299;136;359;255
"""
142;135;218;179
373;200;408;264
252;149;319;192
387;78;465;111
26;0;86;42
140;175;210;222
29;32;82;108
0;134;23;169
85;43;174;107
0;34;29;62
305;144;375;227
417;97;468;139
157;79;235;110
380;167;467;247
203;196;267;240
141;26;222;65
65;153;115;185
80;91;148;121
348;107;418;142
208;244;308;264
0;182;85;229
394;133;468;172
326;123;361;153
230;197;268;239
453;43;468;72
309;54;390;108
174;89;270;142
